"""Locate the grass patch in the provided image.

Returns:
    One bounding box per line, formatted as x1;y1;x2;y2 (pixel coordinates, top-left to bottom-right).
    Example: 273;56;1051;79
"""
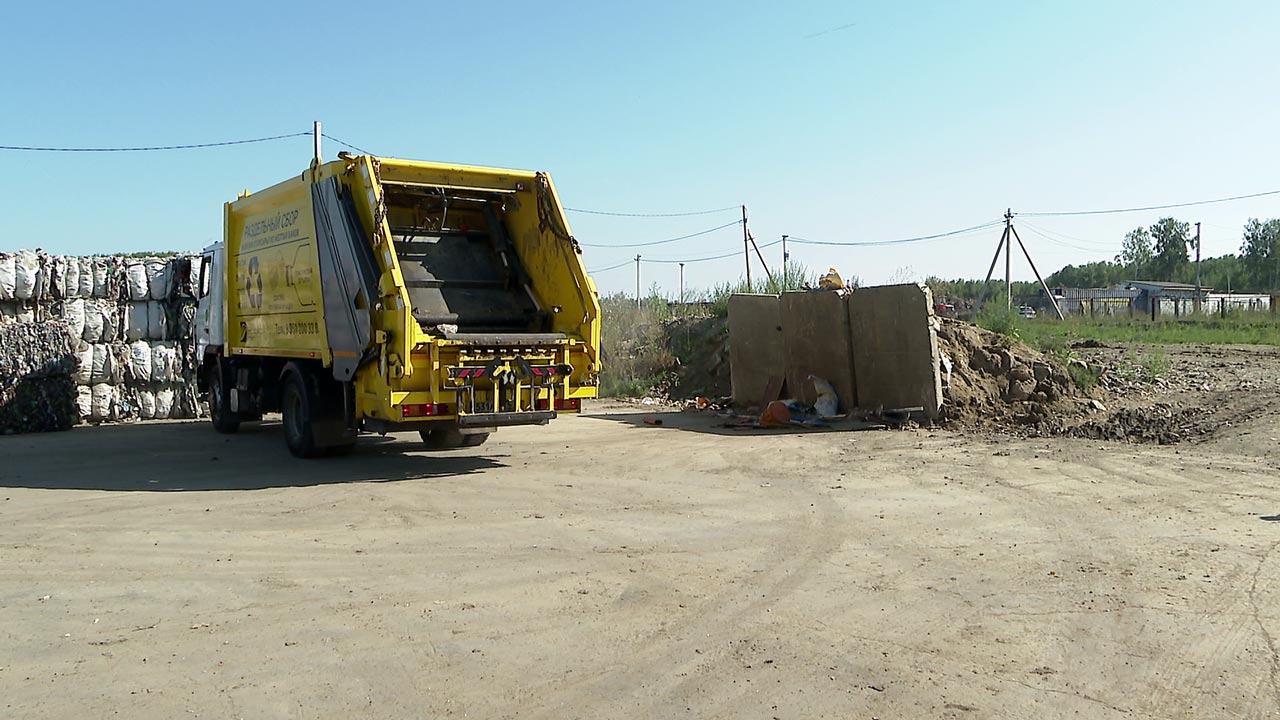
1067;363;1099;391
976;306;1021;340
1015;312;1280;347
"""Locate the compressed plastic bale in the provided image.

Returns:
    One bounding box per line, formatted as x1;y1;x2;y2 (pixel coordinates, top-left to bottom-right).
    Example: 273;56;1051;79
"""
88;344;111;384
0;376;78;434
123;301;147;341
90;383;114;420
128;341;153;383
151;342;178;383
0;320;76;385
137;387;156;419
147;301;167;340
147;259;171;301
41;255;66;300
82;301;104;342
13;249;39;301
155;386;175;419
63;299;86;341
0;253;15;301
125;261;149;301
92;258;109;298
64;258;81;300
76;385;92;419
76;258;94;298
74;345;93;385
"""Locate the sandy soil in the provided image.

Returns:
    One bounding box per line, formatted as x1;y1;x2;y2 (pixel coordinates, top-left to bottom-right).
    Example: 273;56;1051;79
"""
3;359;1280;718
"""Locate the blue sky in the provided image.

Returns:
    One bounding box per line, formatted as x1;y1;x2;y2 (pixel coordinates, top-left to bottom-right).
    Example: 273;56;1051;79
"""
1;1;1276;295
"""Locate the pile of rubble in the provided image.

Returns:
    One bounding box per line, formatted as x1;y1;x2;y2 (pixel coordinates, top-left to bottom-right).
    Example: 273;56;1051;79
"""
935;319;1098;434
0;250;205;430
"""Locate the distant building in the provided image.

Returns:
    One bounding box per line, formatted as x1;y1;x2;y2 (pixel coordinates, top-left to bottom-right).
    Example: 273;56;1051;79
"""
1042;281;1272;316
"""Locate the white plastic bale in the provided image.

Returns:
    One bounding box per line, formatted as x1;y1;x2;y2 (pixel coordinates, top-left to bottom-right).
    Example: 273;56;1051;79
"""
13;250;39;301
64;258;81;300
129;341;153;383
82;301;104;342
150;342;178;383
125;262;149;301
0;253;15;301
90;383;114;420
155;387;175;419
63;299;86;340
92;258;109;298
147;301;167;340
147;259;171;301
124;301;148;341
76;258;94;298
76;385;92;419
74;345;93;385
138;388;156;419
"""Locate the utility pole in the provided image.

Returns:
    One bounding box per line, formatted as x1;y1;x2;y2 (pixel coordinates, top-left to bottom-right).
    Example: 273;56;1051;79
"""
679;263;685;306
1194;221;1202;314
1005;208;1012;309
313;120;322;165
782;234;789;283
635;255;642;307
742;205;751;291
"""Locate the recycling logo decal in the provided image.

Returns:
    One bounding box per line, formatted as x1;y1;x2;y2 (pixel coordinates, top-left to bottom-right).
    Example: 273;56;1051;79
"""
245;256;264;309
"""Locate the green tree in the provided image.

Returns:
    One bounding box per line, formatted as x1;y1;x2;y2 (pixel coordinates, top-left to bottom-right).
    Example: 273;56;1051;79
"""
1240;218;1280;290
1119;227;1153;278
1148;217;1190;280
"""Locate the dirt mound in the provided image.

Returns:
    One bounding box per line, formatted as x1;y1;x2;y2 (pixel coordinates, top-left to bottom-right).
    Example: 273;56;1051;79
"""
935;319;1099;434
1066;404;1213;444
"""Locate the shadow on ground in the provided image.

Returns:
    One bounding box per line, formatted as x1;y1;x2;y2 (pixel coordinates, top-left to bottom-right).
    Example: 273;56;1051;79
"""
0;420;504;492
582;408;890;437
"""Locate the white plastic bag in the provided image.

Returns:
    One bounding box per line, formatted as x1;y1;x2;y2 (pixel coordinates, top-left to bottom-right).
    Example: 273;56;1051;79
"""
125;262;149;301
89;344;113;384
76;385;93;419
13;250;39;300
74;344;94;385
138;388;157;419
129;341;153;383
63;257;81;299
0;253;14;301
90;383;115;420
124;301;148;341
151;342;177;383
147;259;170;300
82;301;104;342
147;301;167;340
809;374;840;417
155;387;175;419
77;257;94;298
92;257;109;298
63;299;86;340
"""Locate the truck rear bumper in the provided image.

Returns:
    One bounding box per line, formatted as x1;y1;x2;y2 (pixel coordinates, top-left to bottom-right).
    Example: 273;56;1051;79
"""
457;411;555;427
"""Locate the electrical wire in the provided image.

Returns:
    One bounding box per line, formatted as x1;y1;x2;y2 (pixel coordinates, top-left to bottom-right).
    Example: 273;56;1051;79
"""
1018;220;1118;251
1020;188;1280;217
1019;224;1112;254
786;220;1004;247
578;219;742;248
322;133;374;156
646;239;784;264
564;204;741;218
587;259;635;274
0;132;311;152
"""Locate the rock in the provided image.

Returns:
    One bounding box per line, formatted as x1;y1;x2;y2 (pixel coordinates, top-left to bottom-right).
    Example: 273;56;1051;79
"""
1088;399;1107;412
1005;379;1036;402
1032;361;1051;382
1009;365;1034;383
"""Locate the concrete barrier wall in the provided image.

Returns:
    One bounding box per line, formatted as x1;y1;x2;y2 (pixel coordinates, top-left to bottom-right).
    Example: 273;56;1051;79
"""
847;283;943;419
781;291;856;412
728;294;784;409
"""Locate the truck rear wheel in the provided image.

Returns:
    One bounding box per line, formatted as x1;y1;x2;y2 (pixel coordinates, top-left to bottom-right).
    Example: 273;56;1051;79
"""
281;368;322;459
208;359;240;434
419;427;490;450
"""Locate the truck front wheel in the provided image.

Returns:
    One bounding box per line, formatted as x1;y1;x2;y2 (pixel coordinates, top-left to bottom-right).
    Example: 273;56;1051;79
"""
208;359;240;434
281;368;322;459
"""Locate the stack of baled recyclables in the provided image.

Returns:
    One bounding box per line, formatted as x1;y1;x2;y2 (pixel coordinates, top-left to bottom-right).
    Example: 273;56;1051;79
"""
0;250;205;431
727;283;945;419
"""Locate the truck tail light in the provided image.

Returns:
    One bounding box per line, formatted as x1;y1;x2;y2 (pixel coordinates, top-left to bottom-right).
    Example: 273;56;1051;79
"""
402;403;448;418
555;398;581;412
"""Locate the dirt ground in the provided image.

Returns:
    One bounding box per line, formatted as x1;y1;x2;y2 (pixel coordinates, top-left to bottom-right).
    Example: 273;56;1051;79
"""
3;348;1280;719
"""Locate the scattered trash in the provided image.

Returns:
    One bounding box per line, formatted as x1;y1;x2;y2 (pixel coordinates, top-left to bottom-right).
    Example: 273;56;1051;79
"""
809;375;839;417
818;268;845;290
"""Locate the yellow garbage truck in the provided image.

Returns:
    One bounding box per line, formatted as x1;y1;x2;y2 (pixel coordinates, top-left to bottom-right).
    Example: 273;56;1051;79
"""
194;155;601;457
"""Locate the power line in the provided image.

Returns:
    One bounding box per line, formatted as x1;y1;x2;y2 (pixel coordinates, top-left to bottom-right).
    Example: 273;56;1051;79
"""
0;132;311;152
587;259;634;274
647;239;784;264
1020;188;1280;217
578;219;742;248
787;220;1004;247
1018;220;1118;251
564;204;741;218
322;133;374;156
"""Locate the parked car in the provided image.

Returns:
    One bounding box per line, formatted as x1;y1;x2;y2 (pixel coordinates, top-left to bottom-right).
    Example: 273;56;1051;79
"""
1018;305;1037;319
